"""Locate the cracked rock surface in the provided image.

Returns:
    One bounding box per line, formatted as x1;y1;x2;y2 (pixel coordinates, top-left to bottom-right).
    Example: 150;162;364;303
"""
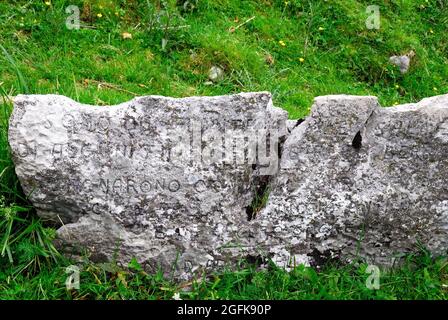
8;92;287;280
8;92;448;279
255;94;448;268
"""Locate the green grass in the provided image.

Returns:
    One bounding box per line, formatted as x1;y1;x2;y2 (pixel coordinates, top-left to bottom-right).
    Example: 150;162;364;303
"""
1;0;448;300
0;251;447;299
1;0;448;117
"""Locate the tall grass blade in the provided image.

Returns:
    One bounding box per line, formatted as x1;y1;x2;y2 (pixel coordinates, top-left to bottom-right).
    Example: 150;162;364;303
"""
0;44;29;93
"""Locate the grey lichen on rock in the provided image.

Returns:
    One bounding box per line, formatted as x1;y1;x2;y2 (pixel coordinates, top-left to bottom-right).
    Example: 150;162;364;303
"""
8;92;448;279
8;92;287;280
255;94;448;269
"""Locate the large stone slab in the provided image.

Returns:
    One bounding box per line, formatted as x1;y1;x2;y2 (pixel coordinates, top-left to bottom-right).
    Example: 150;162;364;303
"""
8;93;287;280
8;92;448;278
255;94;448;268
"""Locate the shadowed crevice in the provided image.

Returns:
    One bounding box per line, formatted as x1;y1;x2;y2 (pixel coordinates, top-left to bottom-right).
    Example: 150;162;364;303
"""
352;130;362;149
246;175;271;221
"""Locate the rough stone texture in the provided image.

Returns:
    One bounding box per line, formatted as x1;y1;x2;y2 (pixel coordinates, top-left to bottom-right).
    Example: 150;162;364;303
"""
208;66;224;82
255;94;448;268
8;92;448;279
8;92;287;280
389;50;415;74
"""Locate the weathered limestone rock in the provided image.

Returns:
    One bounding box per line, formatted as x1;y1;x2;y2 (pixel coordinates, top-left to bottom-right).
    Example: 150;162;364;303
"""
389;50;415;74
8;93;287;280
8;92;448;279
255;94;448;268
208;66;224;82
